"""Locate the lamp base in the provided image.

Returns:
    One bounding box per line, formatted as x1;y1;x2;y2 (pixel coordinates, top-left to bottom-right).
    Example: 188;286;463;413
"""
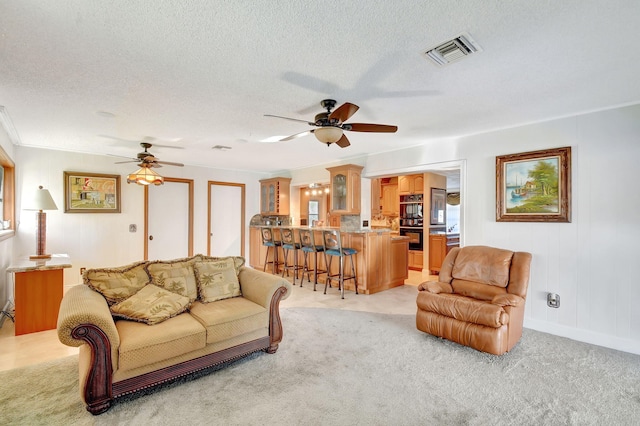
29;254;52;260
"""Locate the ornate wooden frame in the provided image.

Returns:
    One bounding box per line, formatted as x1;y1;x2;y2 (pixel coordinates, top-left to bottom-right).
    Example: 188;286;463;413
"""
496;146;571;222
64;171;121;213
71;286;288;415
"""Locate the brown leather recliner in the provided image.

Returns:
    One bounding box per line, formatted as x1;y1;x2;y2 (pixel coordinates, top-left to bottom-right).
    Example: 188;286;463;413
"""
416;245;532;355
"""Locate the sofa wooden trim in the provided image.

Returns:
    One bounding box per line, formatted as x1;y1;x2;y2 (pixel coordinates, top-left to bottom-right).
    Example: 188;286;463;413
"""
71;285;288;415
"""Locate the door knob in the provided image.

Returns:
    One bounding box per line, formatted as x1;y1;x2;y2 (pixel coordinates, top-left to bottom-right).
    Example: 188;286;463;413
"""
149;235;153;241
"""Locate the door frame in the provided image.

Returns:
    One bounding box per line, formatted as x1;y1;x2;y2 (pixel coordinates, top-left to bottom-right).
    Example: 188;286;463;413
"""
144;177;194;260
207;181;245;257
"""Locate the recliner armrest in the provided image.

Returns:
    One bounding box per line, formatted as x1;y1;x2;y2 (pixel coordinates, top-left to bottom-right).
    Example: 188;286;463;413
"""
491;293;524;307
417;281;453;294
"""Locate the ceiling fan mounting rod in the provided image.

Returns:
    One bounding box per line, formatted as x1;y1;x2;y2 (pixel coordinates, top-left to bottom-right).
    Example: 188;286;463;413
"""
320;99;336;113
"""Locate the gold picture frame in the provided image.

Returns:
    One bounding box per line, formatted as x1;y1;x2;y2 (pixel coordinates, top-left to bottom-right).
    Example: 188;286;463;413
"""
64;171;121;213
496;147;571;222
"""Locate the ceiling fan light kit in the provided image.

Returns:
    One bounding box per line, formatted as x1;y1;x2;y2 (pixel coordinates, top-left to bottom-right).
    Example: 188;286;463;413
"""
127;164;164;186
116;142;184;186
265;99;398;148
314;126;343;144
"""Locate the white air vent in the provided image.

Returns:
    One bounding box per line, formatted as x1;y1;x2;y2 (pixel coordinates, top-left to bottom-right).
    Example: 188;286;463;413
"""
422;32;482;66
211;145;232;151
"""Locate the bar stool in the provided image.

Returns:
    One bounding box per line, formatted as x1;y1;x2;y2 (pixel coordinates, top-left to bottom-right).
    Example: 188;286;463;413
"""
298;228;326;290
322;229;358;299
280;227;303;285
260;227;282;274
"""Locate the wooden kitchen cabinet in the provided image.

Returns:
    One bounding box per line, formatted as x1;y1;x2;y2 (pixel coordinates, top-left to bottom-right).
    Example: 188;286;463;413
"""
260;177;291;215
408;250;423;270
381;181;398;216
429;233;460;274
371;178;381;216
398;174;424;195
326;164;363;214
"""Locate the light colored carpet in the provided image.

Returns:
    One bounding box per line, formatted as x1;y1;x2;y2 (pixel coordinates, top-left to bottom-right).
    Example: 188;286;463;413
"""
1;307;639;425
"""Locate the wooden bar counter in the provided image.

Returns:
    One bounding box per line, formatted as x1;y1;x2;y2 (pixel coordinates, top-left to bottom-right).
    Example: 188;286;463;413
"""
250;226;409;294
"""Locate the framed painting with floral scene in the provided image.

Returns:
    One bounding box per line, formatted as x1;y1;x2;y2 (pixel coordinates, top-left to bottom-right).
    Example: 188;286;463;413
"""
64;171;121;213
496;147;571;222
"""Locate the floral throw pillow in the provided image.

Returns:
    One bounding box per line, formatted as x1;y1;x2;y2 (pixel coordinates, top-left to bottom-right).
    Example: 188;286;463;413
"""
84;261;150;305
193;258;241;303
146;260;198;302
110;284;190;325
196;255;245;273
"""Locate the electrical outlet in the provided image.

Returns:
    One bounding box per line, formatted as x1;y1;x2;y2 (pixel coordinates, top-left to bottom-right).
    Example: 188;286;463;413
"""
80;267;86;275
547;293;560;308
129;224;137;232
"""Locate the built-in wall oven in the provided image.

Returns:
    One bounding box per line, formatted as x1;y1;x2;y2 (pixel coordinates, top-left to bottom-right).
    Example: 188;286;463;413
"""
400;228;424;251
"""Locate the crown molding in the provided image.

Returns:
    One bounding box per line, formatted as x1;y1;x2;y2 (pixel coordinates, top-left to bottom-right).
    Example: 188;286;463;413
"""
0;106;22;145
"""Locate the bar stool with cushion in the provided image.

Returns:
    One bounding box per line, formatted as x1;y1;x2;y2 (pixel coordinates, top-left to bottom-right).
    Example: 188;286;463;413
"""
260;227;282;274
322;229;358;299
280;227;303;285
298;228;326;290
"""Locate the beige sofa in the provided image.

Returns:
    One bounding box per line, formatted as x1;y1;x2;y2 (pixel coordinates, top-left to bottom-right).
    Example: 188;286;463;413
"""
57;255;291;415
416;245;532;355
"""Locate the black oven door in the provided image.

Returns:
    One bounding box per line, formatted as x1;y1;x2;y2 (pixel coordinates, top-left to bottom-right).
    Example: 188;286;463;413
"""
400;228;423;250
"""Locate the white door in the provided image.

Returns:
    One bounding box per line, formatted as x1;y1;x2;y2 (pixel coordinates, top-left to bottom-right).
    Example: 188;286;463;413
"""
209;182;244;257
146;179;193;260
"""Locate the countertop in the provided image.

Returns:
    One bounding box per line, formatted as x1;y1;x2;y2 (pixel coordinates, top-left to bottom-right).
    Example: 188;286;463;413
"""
7;254;72;273
251;224;394;234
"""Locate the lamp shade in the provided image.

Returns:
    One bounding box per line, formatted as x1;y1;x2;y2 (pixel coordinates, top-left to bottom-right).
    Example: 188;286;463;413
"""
127;166;164;186
24;186;58;211
314;126;343;144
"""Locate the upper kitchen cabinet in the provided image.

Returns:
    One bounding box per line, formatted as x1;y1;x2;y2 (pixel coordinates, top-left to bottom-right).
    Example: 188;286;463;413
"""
259;177;291;215
327;164;363;214
398;174;424;195
381;177;399;216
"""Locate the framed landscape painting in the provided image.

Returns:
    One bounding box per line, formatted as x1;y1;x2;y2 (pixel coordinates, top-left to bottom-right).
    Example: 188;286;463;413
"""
496;147;571;222
64;171;121;213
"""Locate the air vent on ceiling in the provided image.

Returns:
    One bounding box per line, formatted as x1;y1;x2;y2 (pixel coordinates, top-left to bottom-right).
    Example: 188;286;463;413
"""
422;32;482;67
212;145;232;151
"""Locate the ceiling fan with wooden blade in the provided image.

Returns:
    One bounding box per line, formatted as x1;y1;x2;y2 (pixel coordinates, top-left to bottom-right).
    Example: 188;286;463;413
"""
114;142;184;168
264;99;398;148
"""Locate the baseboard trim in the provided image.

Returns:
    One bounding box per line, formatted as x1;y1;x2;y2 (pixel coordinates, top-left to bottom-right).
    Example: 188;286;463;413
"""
524;319;640;355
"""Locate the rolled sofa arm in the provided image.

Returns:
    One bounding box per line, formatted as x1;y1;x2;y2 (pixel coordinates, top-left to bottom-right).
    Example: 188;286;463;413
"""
57;285;120;369
238;266;291;354
238;266;292;308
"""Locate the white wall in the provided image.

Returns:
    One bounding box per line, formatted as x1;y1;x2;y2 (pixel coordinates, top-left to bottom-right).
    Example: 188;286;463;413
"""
12;147;268;291
0;125;15;312
7;103;640;354
365;104;640;355
284;103;640;354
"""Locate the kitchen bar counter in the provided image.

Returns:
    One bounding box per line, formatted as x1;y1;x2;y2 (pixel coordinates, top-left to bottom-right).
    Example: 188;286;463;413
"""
249;226;409;294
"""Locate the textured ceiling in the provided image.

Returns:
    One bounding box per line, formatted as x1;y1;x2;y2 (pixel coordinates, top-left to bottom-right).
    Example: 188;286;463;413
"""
1;1;639;174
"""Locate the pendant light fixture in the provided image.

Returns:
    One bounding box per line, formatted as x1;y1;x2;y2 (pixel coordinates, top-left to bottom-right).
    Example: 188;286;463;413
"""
126;164;164;186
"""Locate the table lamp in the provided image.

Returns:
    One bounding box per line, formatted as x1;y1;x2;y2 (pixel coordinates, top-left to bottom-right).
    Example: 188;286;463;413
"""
25;185;58;260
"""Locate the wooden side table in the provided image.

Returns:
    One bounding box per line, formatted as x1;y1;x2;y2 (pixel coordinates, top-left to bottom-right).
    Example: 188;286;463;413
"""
7;255;71;335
